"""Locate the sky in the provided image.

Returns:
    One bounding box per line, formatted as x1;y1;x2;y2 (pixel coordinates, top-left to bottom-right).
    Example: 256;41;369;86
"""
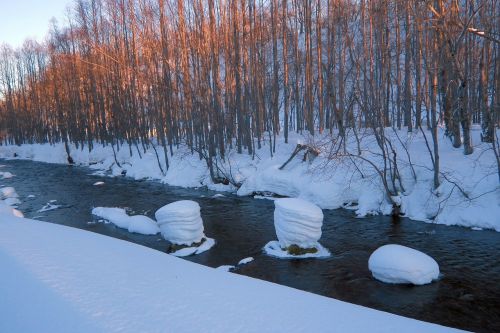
0;0;72;49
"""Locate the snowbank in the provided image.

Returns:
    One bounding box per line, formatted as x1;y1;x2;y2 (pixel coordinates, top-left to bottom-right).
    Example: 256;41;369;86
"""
127;215;161;235
1;127;498;231
368;244;440;285
155;200;205;245
0;216;462;332
92;207;159;235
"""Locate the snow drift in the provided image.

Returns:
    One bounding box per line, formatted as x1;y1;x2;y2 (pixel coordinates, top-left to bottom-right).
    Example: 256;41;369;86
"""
0;216;462;332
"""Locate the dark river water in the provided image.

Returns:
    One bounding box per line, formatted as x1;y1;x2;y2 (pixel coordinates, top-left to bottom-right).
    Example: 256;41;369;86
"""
1;159;499;332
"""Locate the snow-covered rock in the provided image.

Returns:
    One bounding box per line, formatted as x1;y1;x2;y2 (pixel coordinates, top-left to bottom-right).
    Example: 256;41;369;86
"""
0;216;459;333
274;198;324;248
238;257;254;265
368;244;440;285
155;200;205;245
92;207;160;235
127;215;160;235
92;207;129;228
264;198;329;258
216;265;235;272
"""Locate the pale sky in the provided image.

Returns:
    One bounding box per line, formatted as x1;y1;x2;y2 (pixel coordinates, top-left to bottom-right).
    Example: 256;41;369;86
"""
0;0;73;48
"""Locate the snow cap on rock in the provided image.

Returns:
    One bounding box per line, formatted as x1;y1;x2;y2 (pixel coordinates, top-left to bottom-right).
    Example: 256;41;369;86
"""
274;198;323;248
368;244;440;285
155;200;205;245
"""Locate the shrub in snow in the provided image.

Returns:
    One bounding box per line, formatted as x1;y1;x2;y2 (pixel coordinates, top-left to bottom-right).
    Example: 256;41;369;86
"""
264;198;329;258
368;244;440;285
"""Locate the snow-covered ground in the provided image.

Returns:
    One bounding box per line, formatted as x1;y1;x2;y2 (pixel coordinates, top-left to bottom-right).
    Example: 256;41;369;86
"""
0;215;463;332
0;126;498;231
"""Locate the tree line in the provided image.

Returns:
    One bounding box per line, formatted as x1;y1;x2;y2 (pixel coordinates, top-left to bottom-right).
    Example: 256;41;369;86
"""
0;0;499;183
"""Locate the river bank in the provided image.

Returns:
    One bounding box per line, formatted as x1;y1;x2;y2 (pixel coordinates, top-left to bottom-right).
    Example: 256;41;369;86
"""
1;128;498;231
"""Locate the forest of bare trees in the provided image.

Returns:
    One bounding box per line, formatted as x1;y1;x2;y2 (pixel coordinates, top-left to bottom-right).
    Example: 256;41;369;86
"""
0;0;499;182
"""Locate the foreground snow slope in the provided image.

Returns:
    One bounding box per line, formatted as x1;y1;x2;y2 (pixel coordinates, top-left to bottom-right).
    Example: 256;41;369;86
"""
0;216;462;333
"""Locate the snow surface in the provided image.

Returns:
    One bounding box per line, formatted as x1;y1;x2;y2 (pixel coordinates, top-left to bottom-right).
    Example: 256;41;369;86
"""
155;200;206;245
368;244;440;285
274;198;324;248
92;207;160;235
0;215;462;333
127;215;161;235
1;127;498;231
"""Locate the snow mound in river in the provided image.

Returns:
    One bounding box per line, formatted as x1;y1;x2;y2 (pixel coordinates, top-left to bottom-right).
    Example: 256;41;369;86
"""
155;200;206;245
92;207;159;235
274;198;324;248
368;244;440;285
